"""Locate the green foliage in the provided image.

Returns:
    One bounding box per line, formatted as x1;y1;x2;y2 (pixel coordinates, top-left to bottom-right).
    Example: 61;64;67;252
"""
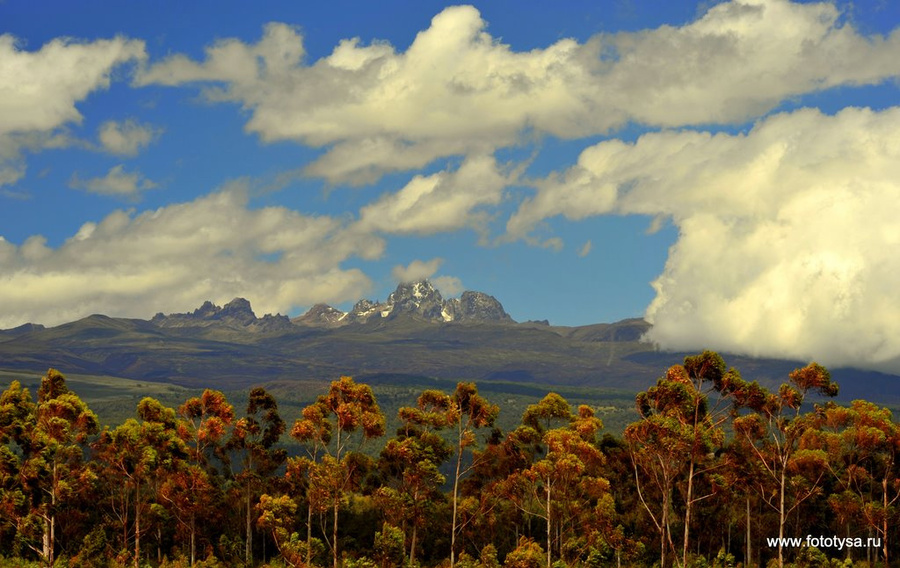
69;525;109;568
0;556;42;568
344;555;379;568
712;548;736;568
374;522;406;568
458;547;502;568
788;547;855;568
478;544;501;568
503;537;545;568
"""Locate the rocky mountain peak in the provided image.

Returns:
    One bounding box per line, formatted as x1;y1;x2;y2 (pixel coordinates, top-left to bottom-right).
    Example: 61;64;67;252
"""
292;303;347;327
448;291;513;323
219;297;256;325
152;298;290;332
337;279;514;325
386;280;445;320
192;301;219;318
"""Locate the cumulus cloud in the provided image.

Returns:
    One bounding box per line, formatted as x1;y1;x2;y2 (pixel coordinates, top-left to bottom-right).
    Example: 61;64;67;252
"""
98;119;161;156
356;154;511;236
433;275;464;297
0;188;383;328
69;164;157;198
136;2;900;184
391;259;464;297
391;258;443;283
509;106;900;372
0;34;145;187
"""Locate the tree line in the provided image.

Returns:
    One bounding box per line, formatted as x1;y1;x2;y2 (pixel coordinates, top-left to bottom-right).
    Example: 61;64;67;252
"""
0;351;897;568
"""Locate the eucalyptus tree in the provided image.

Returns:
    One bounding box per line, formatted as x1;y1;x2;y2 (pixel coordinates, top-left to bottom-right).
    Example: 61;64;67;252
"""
504;394;608;568
625;351;749;568
176;389;235;566
0;380;35;560
227;386;287;565
805;399;900;567
732;362;838;568
291;376;385;568
448;382;499;568
378;389;453;564
94;397;186;568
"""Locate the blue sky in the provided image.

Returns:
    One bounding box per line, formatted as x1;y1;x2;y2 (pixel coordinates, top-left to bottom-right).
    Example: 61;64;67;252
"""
2;0;900;372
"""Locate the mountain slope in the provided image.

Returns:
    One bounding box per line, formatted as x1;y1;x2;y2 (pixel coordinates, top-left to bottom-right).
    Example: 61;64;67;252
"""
1;280;897;403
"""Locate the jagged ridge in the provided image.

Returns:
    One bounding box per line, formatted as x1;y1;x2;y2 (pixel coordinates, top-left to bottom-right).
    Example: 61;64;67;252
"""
151;298;292;332
295;279;514;326
148;280;512;332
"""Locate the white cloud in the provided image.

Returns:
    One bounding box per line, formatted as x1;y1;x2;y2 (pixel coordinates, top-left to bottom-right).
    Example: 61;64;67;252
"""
432;275;464;297
390;258;464;297
136;2;900;184
98;119;161;156
0;34;145;187
356;154;511;236
391;258;443;283
508;106;900;372
69;164;157;198
578;240;592;258
0;188;383;328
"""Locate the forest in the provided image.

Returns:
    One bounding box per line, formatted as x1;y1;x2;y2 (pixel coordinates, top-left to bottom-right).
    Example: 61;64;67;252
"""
0;351;897;568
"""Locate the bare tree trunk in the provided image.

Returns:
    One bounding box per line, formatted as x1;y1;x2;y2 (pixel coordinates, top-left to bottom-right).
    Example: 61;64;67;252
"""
334;430;341;568
546;479;552;568
661;495;668;568
778;468;786;568
683;459;695;567
44;461;58;567
135;484;141;568
883;477;889;568
42;518;50;568
333;500;339;568
410;523;418;566
450;426;463;568
246;482;252;566
746;497;751;568
191;512;196;567
307;500;314;566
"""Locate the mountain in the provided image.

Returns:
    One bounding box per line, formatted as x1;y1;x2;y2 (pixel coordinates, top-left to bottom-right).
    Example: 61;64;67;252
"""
291;304;346;327
152;297;292;332
0;280;897;404
295;280;513;326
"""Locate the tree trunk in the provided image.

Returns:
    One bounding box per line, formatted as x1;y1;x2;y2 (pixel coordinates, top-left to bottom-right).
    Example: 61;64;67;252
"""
333;499;339;568
246;482;252;566
778;468;786;568
42;517;51;568
450;425;463;568
883;477;889;568
45;461;58;567
191;512;196;567
123;490;130;560
334;430;341;568
661;495;668;568
746;497;751;568
683;459;695;568
135;483;141;568
307;500;314;566
546;479;552;568
410;522;418;566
